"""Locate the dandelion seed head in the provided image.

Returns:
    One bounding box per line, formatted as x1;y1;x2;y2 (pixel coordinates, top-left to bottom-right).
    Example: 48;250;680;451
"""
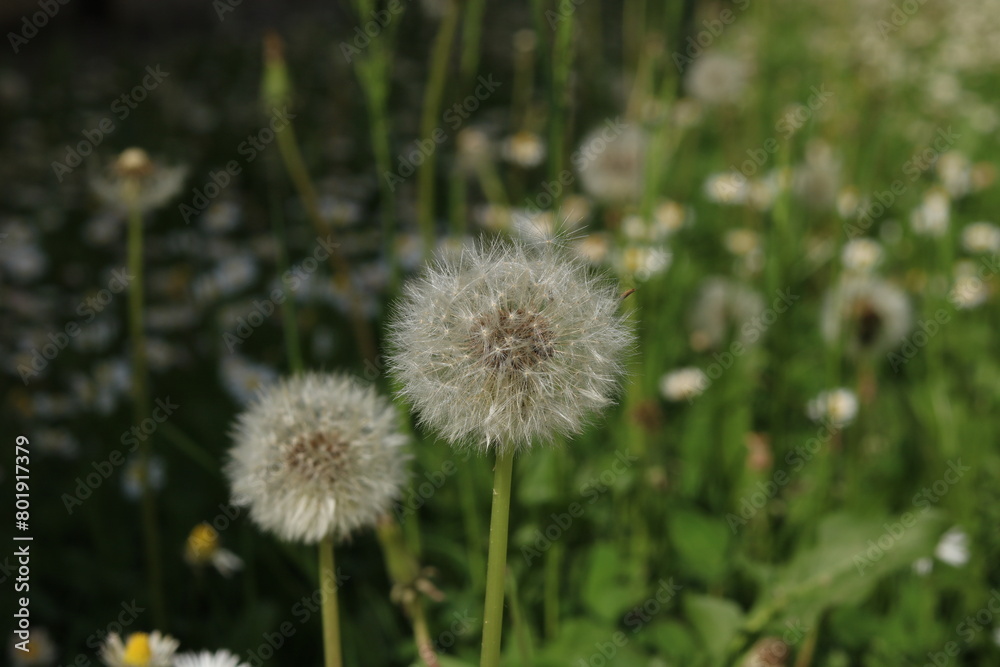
224;373;409;544
387;238;633;454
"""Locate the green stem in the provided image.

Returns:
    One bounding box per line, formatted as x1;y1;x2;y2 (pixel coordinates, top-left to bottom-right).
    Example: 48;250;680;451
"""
480;448;514;667
548;5;575;210
127;199;165;630
417;0;462;257
266;163;304;374
319;536;343;667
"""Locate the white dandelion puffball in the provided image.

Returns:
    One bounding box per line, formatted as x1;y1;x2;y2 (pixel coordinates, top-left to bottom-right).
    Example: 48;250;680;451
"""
576;124;647;204
387;238;634;454
820;276;911;357
961;221;1000;254
684;52;751;106
841;238;883;274
224;373;409;544
100;632;178;667
173;650;250;667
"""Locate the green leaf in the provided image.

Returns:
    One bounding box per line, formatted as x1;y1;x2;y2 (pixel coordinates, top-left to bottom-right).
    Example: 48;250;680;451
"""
668;508;731;584
684;593;746;665
582;543;647;623
749;510;947;630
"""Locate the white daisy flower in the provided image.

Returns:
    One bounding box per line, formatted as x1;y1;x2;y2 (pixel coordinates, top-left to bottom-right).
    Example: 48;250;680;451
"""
183;523;243;578
806;388;859;428
935;527;970;567
122;456;166;501
909;188;951;238
172;650;249;667
225;373;409;544
703;172;749;205
841;238;883;274
387;238;634;454
501;131;546;168
960;221;1000;254
219;356;279;406
659;367;709;402
99;631;178;667
613;244;672;281
820;277;911;357
949;261;991;310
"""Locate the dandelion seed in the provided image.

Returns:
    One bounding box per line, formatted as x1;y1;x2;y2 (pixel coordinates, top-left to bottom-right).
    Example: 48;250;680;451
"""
224;373;409;543
99;631;178;667
387;238;633;454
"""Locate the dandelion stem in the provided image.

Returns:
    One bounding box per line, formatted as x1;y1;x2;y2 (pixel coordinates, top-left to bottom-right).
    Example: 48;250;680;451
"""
480;448;514;667
126;198;165;629
319;536;343;667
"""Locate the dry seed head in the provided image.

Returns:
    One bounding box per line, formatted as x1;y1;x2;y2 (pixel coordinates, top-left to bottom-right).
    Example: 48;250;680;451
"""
387;238;634;455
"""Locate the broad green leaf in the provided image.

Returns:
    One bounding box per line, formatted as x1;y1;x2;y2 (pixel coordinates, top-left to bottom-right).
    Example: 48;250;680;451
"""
668;508;731;584
684;593;746;665
582;543;647;622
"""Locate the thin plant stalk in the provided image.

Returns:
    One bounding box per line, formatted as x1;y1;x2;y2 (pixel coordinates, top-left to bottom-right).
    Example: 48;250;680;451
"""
480;449;514;667
319;536;343;667
125;193;166;629
547;5;574;211
459;0;486;86
417;0;462;257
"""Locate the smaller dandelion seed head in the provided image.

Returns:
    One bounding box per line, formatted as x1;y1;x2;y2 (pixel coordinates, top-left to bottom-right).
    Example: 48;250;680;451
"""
224;372;409;544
